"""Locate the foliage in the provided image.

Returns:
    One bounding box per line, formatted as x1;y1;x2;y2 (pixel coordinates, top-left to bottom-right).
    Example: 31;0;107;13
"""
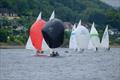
1;0;120;26
0;0;120;45
0;29;9;42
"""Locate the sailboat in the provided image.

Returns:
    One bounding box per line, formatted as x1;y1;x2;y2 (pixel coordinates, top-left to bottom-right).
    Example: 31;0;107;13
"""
101;25;109;49
69;24;78;49
42;11;65;57
26;12;50;52
89;22;100;50
75;20;90;51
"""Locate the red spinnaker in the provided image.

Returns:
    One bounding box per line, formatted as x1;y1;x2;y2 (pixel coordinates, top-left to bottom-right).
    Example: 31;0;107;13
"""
30;19;46;50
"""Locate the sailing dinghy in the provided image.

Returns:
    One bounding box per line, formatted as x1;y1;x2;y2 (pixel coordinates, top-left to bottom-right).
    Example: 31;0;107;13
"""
75;20;90;52
26;12;50;54
42;11;64;57
89;22;100;51
69;24;78;50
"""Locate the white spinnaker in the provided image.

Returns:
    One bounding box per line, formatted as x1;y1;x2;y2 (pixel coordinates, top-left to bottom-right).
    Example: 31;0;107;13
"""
90;22;100;48
49;10;55;21
75;24;90;49
101;25;109;48
69;24;78;49
25;36;36;50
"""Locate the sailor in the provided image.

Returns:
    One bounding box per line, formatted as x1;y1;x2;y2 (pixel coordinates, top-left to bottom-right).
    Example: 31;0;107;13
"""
55;51;59;56
81;49;84;52
75;48;78;52
36;50;44;56
50;51;59;57
96;47;98;51
107;47;110;51
78;48;84;53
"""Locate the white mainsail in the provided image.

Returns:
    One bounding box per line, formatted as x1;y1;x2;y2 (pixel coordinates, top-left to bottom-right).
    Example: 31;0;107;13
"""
101;25;109;48
77;20;81;27
88;39;96;51
75;20;90;49
36;12;42;21
25;36;36;50
69;24;78;49
89;22;100;48
42;38;50;50
49;10;55;21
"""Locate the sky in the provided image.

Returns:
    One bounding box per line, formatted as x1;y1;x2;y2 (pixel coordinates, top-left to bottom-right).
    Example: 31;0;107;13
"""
101;0;120;8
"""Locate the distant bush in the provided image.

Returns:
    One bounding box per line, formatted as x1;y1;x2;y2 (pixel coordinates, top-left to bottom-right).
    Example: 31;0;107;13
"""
0;29;8;42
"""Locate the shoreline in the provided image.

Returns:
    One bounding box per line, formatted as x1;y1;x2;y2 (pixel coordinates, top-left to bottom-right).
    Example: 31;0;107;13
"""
0;45;120;49
0;45;25;49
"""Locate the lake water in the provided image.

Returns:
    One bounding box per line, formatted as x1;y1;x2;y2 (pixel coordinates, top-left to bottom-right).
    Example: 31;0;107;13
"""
0;48;120;80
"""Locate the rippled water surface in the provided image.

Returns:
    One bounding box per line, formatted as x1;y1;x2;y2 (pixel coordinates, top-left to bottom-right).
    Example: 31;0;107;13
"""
0;48;120;80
